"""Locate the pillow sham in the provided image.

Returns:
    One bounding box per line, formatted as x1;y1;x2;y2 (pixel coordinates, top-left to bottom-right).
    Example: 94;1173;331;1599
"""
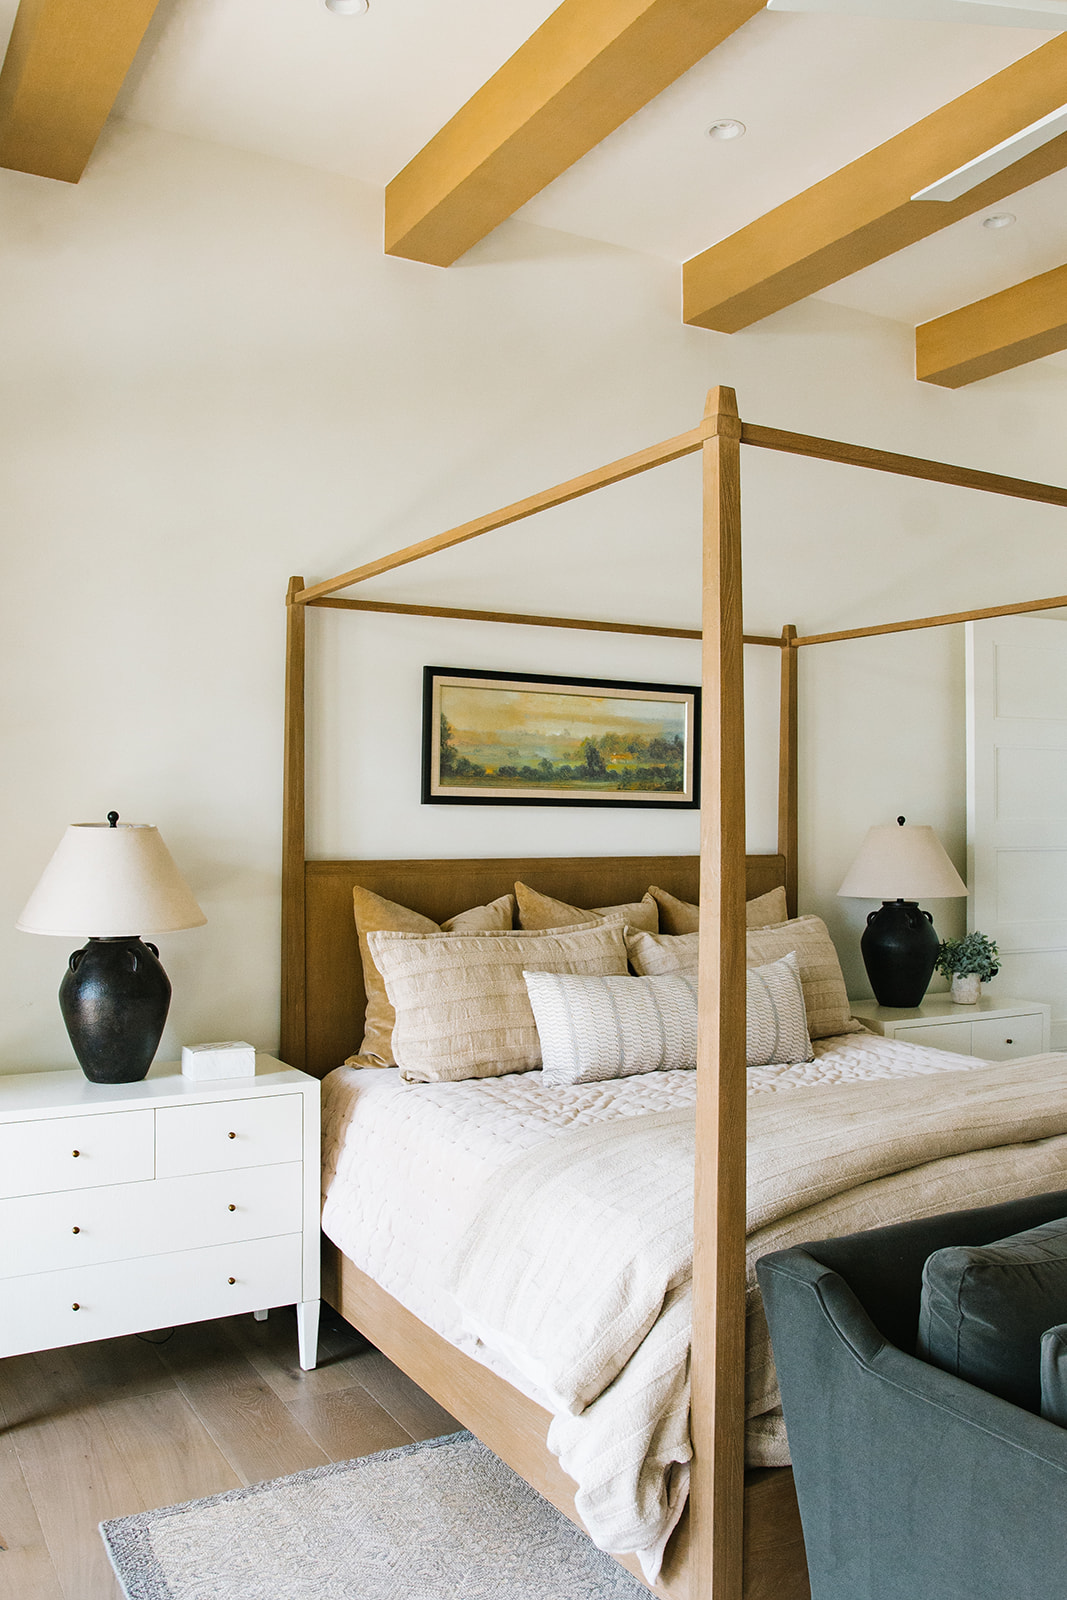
368;922;629;1083
917;1217;1067;1411
647;883;790;935
627;915;858;1042
524;969;698;1084
350;885;515;1067
514;881;658;934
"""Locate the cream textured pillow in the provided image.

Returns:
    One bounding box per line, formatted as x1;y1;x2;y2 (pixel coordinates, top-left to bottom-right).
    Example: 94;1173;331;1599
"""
746;952;813;1067
647;883;789;935
626;928;698;977
368;923;629;1082
524;970;698;1084
350;886;515;1067
627;921;856;1045
745;916;861;1041
515;881;658;934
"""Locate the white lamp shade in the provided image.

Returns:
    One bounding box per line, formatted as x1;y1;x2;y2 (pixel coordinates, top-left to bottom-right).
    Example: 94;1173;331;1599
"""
837;822;968;901
17;823;207;937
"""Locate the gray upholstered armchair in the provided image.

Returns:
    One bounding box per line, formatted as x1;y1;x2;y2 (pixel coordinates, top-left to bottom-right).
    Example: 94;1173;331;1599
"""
757;1191;1067;1600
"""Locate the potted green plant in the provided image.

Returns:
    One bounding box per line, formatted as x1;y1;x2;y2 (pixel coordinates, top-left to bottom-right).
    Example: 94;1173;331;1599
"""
935;931;1000;1005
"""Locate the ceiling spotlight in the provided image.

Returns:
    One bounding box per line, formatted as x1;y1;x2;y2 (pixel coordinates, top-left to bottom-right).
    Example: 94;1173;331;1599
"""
982;212;1016;229
706;119;746;140
324;0;369;13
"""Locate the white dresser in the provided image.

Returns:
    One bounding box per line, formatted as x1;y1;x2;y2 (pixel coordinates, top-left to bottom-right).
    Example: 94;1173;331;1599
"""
849;995;1051;1061
0;1055;320;1369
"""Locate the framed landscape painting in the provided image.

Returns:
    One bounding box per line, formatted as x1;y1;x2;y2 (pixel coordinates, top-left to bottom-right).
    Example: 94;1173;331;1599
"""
422;666;700;808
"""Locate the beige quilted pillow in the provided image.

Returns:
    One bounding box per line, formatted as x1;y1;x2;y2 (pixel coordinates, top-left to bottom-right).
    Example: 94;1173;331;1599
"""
628;916;859;1042
515;881;658;934
368;923;629;1082
647;884;789;935
350;886;515;1067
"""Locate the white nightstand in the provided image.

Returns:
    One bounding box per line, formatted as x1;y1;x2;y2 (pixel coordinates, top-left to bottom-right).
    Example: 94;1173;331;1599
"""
0;1054;320;1370
849;995;1051;1061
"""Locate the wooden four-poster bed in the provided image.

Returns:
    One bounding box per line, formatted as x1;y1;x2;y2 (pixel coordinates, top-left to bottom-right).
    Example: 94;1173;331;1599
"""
280;386;1067;1600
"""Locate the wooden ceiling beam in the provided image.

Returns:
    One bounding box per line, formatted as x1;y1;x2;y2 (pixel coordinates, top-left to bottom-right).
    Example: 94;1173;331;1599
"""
682;37;1067;333
916;261;1067;387
384;0;765;268
0;0;162;183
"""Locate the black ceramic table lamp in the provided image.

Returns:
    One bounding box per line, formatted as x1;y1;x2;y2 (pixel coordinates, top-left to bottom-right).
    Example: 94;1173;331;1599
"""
837;815;968;1008
17;812;206;1083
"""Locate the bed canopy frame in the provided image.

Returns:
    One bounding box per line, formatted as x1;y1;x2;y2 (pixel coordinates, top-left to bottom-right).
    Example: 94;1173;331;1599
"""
281;385;1067;1600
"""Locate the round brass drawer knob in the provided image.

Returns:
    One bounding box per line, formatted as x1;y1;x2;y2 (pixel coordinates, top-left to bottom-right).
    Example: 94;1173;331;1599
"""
71;1302;80;1311
71;1150;80;1158
227;1277;236;1285
228;1131;237;1140
228;1204;236;1212
1006;1038;1014;1045
71;1226;80;1235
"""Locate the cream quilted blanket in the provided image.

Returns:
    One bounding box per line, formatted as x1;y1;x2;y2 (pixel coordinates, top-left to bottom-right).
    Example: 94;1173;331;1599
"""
447;1054;1067;1581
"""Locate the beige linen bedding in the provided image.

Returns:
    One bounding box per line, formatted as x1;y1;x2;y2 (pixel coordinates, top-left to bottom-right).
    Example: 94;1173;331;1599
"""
450;1057;1067;1581
321;1042;1067;1582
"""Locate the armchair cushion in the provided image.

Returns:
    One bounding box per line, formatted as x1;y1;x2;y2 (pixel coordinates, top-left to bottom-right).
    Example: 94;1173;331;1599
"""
917;1215;1067;1410
1040;1324;1067;1426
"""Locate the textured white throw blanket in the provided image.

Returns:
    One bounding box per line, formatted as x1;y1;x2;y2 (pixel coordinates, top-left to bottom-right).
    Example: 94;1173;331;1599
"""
447;1054;1067;1581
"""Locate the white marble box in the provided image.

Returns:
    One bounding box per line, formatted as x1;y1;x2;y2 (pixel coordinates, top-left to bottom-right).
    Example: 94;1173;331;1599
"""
181;1041;256;1080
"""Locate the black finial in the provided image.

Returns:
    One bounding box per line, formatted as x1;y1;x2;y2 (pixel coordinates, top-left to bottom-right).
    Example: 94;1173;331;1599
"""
897;816;906;827
107;811;120;828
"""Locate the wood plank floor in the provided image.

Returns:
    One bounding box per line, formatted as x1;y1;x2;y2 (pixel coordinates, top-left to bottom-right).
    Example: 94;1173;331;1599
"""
0;1306;458;1600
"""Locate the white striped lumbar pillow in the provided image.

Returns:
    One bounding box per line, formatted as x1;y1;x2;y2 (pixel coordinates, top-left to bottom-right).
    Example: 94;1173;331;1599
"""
524;970;698;1084
525;950;812;1085
746;950;813;1068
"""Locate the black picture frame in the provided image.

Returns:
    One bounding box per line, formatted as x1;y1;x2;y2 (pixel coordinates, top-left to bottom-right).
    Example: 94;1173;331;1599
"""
422;666;700;809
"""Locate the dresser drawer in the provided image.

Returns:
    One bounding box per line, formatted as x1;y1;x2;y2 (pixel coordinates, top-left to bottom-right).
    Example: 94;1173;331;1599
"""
971;1012;1045;1061
0;1233;304;1360
0;1110;154;1200
155;1094;302;1177
0;1162;303;1277
890;1021;973;1054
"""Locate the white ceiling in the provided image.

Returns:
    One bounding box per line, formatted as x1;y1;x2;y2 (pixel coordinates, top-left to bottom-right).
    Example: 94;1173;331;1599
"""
2;0;1064;346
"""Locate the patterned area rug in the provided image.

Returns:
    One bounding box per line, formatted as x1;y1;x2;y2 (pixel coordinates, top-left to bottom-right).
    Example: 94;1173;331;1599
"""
100;1430;649;1599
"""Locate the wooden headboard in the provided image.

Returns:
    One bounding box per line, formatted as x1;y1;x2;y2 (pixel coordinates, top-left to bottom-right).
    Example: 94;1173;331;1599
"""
292;852;787;1079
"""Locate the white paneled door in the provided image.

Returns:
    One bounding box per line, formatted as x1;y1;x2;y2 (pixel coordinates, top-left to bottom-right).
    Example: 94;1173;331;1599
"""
967;615;1067;1049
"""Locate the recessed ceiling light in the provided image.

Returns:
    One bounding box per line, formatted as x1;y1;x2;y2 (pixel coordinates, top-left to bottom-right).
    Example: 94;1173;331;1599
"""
706;119;746;141
982;212;1016;229
324;0;368;13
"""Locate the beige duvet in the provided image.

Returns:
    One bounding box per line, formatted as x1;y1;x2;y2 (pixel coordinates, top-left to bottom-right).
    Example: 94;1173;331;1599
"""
447;1055;1067;1581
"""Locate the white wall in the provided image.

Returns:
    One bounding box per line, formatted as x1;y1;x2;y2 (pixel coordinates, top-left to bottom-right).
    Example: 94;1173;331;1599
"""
2;117;1065;1071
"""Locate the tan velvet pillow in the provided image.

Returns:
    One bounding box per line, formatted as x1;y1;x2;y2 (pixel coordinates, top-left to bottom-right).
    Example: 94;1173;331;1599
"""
648;884;789;934
628;914;859;1042
350;886;515;1067
514;881;659;934
368;923;630;1082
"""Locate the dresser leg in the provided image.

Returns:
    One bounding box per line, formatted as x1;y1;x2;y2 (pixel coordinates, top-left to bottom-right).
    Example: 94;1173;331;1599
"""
253;1308;269;1322
297;1298;320;1370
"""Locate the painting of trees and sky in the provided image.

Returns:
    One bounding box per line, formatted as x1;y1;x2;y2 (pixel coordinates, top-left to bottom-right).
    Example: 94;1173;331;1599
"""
433;677;695;802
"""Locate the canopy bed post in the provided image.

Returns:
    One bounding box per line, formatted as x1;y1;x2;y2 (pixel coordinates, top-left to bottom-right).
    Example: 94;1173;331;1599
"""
692;385;748;1600
281;575;308;1072
778;626;798;918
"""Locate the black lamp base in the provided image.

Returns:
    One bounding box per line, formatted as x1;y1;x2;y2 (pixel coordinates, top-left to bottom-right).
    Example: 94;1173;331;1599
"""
59;936;171;1084
860;900;940;1009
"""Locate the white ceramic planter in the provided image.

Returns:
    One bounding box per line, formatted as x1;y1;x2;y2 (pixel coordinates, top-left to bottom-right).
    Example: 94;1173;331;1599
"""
950;973;982;1005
